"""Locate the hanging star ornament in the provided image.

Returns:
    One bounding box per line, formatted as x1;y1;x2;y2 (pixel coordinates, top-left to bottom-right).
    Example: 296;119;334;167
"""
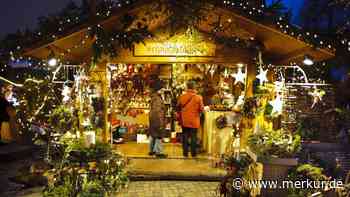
269;94;283;116
309;87;326;109
256;67;268;85
274;81;285;92
62;85;71;102
232;68;246;84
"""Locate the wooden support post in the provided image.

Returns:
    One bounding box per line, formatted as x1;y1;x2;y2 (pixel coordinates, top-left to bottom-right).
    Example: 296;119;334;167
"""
102;76;109;143
241;62;257;148
246;62;256;98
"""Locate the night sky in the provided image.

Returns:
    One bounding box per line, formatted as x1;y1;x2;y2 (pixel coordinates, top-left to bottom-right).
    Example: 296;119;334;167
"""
0;0;81;38
266;0;303;24
0;0;302;38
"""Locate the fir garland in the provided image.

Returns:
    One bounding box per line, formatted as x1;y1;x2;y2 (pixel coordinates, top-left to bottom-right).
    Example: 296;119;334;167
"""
89;18;153;64
0;0;342;71
163;0;209;34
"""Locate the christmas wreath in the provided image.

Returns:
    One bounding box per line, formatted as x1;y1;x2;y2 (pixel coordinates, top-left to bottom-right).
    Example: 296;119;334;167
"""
216;115;227;129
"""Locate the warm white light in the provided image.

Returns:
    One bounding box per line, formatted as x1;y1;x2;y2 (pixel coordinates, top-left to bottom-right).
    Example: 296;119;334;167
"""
303;56;314;66
256;67;268;85
48;58;58;67
62;86;71;102
237;63;244;68
232;68;246;84
269;95;283;115
224;68;228;78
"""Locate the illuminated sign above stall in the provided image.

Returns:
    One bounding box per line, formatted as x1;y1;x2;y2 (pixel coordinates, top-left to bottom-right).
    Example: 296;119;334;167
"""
134;41;216;57
134;28;216;57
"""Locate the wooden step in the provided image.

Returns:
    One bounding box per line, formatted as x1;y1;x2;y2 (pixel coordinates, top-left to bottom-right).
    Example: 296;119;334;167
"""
125;158;226;181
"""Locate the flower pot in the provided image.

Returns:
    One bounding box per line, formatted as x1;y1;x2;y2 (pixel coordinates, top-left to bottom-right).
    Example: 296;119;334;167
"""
261;157;298;179
260;157;298;197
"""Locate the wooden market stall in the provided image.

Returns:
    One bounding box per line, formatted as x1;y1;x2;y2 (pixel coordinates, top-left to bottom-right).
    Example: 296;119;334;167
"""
22;0;335;157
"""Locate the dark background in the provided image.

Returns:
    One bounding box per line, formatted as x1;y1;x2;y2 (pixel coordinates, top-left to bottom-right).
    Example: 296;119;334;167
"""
0;0;302;38
0;0;81;37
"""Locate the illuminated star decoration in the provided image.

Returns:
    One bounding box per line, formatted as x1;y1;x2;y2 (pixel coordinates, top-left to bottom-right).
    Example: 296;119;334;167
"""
309;87;326;109
274;81;284;91
62;85;71;102
232;68;246;84
256;67;268;85
269;94;283;116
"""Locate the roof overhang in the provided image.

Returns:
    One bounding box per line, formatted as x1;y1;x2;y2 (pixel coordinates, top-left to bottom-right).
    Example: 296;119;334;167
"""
23;1;334;65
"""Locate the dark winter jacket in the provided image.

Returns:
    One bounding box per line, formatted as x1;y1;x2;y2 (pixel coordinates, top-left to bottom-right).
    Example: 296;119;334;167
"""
149;92;165;138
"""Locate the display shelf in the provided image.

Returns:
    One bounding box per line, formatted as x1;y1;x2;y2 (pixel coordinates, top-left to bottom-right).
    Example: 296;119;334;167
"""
117;107;149;110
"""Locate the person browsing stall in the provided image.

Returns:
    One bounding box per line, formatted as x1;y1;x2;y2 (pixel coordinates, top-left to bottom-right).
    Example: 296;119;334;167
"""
148;79;167;158
177;81;204;158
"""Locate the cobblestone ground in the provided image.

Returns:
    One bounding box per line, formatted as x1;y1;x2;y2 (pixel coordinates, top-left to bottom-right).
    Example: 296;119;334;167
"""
118;181;220;197
14;181;221;197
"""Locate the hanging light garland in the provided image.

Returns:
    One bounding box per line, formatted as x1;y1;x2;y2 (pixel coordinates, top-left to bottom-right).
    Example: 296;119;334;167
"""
0;0;342;77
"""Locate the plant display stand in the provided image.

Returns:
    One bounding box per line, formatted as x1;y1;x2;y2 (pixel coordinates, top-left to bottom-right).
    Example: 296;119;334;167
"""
261;157;298;197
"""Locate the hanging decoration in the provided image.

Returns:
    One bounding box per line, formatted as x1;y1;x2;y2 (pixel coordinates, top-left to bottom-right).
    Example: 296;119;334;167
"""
0;0;340;76
255;50;268;85
309;86;326;109
256;67;268;85
231;67;246;85
269;93;283;117
210;66;216;77
61;84;72;103
223;68;229;78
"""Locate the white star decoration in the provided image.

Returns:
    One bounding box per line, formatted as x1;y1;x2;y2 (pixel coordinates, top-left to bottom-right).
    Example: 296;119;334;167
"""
274;81;284;92
256;67;268;85
232;68;246;84
62;85;71;102
269;95;283;115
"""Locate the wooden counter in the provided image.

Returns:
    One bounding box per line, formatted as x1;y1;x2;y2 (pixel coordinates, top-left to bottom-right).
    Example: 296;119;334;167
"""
203;111;236;155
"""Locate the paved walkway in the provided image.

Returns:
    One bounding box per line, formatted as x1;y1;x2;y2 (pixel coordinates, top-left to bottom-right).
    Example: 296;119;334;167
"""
117;181;220;197
15;181;220;197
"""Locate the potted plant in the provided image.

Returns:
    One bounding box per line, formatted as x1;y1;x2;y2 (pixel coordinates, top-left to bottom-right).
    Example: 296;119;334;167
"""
287;164;329;197
247;128;301;196
79;180;105;197
248;128;301;178
219;153;254;197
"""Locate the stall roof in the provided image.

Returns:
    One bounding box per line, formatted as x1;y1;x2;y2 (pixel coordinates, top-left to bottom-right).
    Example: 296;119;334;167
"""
23;1;334;65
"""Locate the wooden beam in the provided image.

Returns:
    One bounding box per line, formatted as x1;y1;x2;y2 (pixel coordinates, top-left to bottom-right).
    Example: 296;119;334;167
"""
49;44;82;61
23;0;151;60
271;46;311;64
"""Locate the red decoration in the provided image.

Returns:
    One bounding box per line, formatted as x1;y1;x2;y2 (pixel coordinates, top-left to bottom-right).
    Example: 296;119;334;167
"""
127;64;134;74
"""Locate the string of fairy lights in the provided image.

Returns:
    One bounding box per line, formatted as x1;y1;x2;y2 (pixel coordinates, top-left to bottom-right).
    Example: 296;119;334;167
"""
0;0;343;71
0;0;333;130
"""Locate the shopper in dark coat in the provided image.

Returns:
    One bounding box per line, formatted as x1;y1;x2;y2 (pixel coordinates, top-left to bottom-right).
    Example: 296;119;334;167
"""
148;78;167;158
